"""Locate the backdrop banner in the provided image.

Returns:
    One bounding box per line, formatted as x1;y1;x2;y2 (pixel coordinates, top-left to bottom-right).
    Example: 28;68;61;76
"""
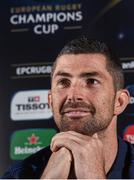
0;0;134;175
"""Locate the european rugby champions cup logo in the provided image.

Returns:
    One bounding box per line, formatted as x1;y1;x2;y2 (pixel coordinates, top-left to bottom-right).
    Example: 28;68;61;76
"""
10;129;57;160
9;1;83;35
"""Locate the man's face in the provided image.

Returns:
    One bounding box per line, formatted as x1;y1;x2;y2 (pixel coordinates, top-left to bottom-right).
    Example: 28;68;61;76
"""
49;53;117;135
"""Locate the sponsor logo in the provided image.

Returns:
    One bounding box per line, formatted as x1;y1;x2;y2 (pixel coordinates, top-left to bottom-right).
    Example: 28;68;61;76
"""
123;125;134;144
16;65;52;75
121;57;134;72
9;2;83;35
124;85;134;116
10;129;57;160
126;85;134;105
11;90;53;121
11;62;52;79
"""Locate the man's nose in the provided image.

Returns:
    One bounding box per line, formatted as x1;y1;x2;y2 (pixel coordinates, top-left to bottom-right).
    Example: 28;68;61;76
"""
67;85;84;102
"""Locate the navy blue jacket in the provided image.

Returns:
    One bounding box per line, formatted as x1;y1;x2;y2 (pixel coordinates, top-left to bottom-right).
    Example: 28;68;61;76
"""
2;138;134;179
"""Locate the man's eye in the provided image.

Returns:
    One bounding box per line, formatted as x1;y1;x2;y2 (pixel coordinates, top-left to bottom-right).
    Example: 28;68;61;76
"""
57;79;70;87
86;78;99;85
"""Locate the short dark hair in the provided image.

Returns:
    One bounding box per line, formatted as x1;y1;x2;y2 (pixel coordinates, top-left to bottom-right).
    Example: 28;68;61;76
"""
51;36;124;91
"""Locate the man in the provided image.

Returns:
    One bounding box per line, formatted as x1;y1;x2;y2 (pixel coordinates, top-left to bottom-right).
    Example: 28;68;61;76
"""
2;37;134;179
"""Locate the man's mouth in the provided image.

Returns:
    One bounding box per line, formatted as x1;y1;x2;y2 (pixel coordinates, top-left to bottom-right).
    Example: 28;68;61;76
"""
62;108;91;118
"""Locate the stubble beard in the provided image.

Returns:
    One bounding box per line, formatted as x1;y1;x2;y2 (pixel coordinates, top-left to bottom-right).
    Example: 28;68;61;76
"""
53;100;115;136
59;114;113;136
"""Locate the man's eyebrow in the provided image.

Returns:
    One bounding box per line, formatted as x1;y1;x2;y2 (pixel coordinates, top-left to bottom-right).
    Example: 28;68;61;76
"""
53;71;104;79
54;71;72;78
79;72;101;78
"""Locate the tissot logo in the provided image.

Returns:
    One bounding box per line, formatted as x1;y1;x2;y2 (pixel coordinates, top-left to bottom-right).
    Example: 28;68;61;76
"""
11;90;53;121
10;129;57;160
123;125;134;144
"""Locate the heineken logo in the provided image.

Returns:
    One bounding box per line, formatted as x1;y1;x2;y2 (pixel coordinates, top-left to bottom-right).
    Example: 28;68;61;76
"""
10;128;56;160
14;146;42;155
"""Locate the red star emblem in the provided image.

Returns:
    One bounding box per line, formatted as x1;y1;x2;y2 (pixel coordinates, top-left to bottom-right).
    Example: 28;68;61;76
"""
28;133;39;145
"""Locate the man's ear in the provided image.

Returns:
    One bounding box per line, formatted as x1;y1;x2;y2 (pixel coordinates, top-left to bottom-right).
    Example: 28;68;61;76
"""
114;89;130;116
48;90;53;110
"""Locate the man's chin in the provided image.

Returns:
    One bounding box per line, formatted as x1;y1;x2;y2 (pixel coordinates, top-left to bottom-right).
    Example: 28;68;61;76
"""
59;125;94;136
